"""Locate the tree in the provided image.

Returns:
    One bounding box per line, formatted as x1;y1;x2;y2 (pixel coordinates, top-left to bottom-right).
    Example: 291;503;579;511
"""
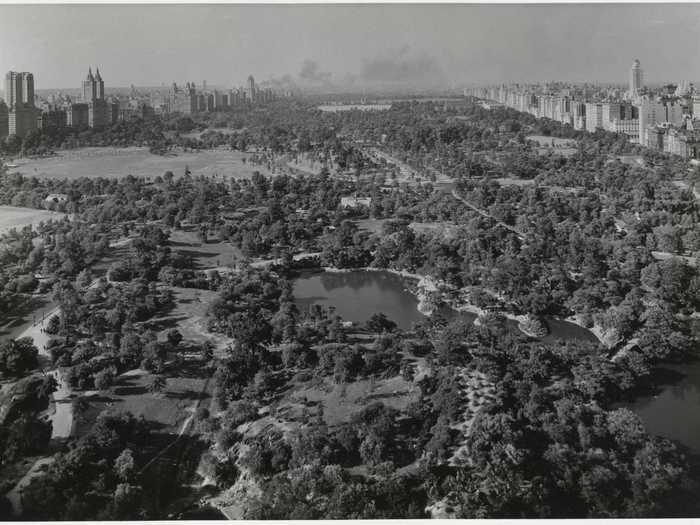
366;313;397;333
147;375;167;395
0;337;39;377
45;314;61;335
201;341;214;364
359;431;385;466
72;397;90;423
114;448;135;482
166;328;183;348
38;374;58;400
76;268;93;289
112;483;142;519
94;367;116;391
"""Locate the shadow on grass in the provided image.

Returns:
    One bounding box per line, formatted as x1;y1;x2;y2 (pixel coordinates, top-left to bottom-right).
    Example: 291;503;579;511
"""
142;315;190;332
169;240;200;248
165;389;210;401
176;248;220;260
85;394;124;403
113;385;148;396
139;434;211;518
0;295;54;341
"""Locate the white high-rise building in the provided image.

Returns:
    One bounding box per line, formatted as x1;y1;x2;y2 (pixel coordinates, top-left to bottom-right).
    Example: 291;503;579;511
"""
637;97;685;145
585;103;603;131
693;96;700;118
629;59;643;97
675;80;692;97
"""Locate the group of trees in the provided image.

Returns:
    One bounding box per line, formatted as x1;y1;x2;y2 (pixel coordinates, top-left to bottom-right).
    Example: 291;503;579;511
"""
19;410;153;520
0;337;38;377
46;274;174;392
205;301;696;518
0;374;55;479
433;330;694;517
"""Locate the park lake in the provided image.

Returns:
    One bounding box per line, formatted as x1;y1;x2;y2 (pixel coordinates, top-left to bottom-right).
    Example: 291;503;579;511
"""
621;361;700;453
293;269;700;452
293;269;599;339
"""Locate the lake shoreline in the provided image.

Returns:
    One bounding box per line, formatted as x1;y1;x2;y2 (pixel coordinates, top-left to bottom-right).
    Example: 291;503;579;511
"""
312;265;599;342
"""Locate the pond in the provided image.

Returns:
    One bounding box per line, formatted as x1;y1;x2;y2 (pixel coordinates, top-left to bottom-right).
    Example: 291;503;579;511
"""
293;270;597;344
620;361;700;453
537;317;600;344
293;270;428;330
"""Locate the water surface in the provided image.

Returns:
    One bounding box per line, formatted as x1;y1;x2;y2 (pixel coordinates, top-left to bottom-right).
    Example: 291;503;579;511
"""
621;361;700;452
293;270;426;329
293;269;597;344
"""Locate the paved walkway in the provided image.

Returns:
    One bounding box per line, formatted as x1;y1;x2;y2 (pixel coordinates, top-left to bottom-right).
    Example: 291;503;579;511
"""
4;307;70;516
3;274;113;516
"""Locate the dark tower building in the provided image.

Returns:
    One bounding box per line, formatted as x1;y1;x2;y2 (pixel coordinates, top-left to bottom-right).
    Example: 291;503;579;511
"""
95;67;105;100
79;66;110;128
82;67;97;102
4;71;37;137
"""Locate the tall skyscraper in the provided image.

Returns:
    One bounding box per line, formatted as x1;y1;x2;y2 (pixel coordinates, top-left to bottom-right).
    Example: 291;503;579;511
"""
168;82;197;114
247;75;255;103
629;59;643;97
4;71;37;138
82;68;97;102
95;68;105;100
78;67;111;128
82;67;106;104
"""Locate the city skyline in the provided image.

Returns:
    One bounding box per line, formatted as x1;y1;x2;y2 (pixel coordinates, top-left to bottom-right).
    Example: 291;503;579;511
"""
1;4;700;90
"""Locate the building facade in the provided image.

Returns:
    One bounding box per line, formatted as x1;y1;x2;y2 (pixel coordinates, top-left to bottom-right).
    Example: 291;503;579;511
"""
5;71;38;138
79;67;110;128
169;82;197;114
37;108;68;130
67;103;89;129
585;103;603;131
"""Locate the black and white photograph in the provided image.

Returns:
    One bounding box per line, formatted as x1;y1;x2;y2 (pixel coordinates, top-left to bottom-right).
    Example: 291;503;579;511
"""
0;1;700;520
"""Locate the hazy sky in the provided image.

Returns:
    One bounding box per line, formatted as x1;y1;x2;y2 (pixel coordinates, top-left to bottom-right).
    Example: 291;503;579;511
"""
1;3;700;90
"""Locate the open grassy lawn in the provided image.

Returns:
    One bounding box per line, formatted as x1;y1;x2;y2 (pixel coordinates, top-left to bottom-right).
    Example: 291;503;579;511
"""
527;135;578;158
7;146;277;180
76;370;208;438
409;221;461;240
0;206;66;236
526;135;576;147
354;218;389;235
74;281;223;439
169;228;243;270
145;286;232;356
288;374;418;426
